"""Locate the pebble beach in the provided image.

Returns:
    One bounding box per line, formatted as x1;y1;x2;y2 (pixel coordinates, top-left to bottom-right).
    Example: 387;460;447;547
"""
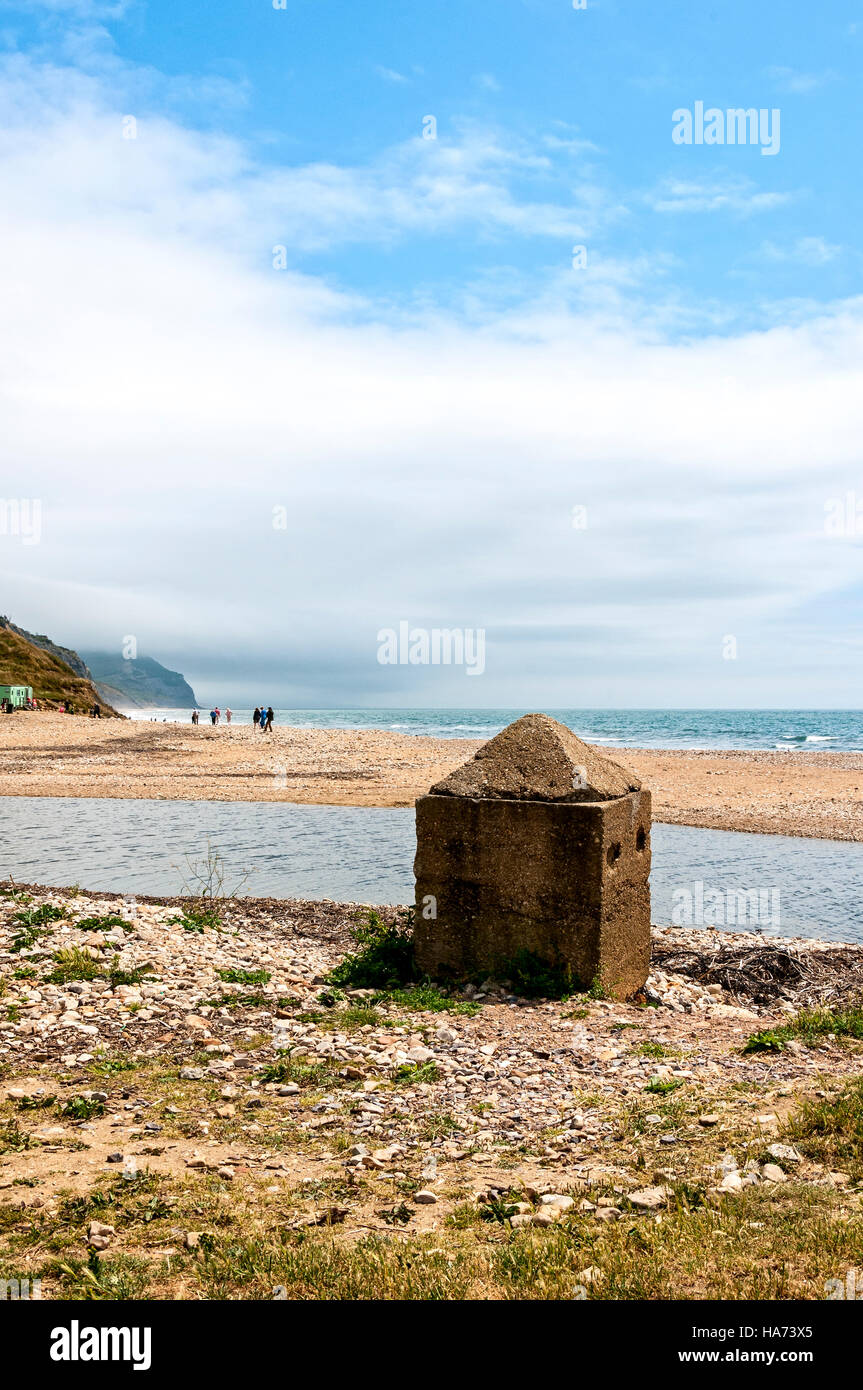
1;884;862;1300
2;712;863;841
2;715;863;1300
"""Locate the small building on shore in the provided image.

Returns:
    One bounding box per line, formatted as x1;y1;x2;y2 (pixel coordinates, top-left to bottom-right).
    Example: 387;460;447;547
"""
0;684;33;708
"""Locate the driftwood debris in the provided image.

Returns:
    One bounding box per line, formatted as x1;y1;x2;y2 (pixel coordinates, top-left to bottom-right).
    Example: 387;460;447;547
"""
652;942;863;1007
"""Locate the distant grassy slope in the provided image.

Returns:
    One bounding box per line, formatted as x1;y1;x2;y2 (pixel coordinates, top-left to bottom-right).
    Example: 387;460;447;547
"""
0;614;91;678
0;623;118;713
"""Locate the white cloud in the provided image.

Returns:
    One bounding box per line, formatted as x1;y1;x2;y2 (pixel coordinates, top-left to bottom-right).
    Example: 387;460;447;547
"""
2;51;863;704
543;131;602;156
758;236;841;266
648;176;793;217
374;65;408;85
0;55;614;255
766;65;838;94
0;0;131;15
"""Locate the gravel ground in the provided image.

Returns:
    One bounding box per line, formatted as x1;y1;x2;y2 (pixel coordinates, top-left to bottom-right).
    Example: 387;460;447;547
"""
3;885;862;1233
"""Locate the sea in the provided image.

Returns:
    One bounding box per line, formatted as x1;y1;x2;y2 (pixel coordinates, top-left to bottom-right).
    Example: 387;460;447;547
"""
126;707;863;753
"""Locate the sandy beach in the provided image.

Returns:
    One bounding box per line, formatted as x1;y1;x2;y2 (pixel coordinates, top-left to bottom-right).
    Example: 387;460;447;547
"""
1;712;862;841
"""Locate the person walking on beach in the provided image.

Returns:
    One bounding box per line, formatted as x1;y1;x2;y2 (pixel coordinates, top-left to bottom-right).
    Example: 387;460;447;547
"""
210;709;217;725
225;708;232;725
253;707;261;730
264;706;274;732
191;710;199;725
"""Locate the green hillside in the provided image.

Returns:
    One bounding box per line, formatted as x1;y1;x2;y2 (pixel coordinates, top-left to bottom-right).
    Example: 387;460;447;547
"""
0;621;118;713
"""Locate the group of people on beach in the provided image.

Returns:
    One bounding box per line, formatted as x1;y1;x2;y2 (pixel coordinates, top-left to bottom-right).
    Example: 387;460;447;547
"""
189;706;273;730
190;707;232;725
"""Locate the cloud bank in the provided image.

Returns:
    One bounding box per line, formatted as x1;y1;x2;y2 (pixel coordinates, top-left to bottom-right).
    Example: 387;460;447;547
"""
1;41;862;707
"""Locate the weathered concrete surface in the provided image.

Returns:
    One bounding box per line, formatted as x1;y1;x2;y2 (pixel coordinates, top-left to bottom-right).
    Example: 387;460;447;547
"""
430;711;641;803
415;714;651;1000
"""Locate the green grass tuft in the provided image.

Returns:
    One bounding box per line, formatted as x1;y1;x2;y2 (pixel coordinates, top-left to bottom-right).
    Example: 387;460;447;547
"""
744;1004;863;1054
391;1062;440;1086
60;1095;106;1122
74;914;131;933
202;991;271;1010
327;908;416;990
216;967;271;985
489;949;578;1000
374;983;479;1017
785;1077;863;1180
167;907;223;934
46;948;104;984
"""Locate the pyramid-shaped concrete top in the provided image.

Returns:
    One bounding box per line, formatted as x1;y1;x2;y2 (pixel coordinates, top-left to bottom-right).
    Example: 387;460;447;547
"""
429;713;641;803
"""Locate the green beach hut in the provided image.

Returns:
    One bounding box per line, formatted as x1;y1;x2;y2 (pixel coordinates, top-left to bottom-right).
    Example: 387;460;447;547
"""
0;685;33;708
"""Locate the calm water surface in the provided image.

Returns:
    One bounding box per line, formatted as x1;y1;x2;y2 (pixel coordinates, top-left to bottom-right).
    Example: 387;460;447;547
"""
1;798;861;944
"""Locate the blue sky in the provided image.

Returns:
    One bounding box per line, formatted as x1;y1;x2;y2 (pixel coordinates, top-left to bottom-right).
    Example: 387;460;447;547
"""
7;0;863;317
1;0;862;706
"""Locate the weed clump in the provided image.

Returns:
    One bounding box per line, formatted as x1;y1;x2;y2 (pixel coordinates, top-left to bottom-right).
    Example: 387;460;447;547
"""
217;967;271;985
47;948;104;984
744;1004;863;1054
60;1095;106;1122
785;1077;863;1180
10;903;67;952
74;914;131;933
168;907;223;935
391;1062;440;1086
488;949;579;1000
328;909;416;991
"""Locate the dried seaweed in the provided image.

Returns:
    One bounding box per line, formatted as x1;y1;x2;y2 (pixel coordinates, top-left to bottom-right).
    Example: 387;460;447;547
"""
652;942;863;1007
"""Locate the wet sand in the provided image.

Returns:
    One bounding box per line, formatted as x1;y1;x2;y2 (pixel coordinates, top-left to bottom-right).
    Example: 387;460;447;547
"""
1;712;862;842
